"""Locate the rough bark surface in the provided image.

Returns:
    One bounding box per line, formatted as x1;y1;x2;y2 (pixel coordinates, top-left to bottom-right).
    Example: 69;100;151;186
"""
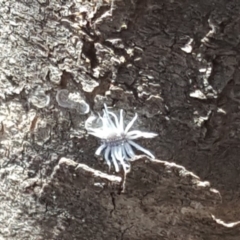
0;0;240;239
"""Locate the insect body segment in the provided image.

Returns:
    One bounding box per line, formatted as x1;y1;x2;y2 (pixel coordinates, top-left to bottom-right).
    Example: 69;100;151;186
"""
85;104;157;173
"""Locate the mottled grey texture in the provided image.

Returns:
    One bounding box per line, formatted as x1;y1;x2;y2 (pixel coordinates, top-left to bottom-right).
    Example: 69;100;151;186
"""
39;157;221;240
1;0;240;239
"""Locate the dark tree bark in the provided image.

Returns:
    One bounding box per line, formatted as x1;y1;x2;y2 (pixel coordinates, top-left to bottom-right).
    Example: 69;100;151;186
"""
0;0;240;239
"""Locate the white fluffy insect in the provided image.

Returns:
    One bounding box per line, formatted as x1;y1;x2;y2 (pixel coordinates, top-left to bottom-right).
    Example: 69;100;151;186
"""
85;104;157;173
